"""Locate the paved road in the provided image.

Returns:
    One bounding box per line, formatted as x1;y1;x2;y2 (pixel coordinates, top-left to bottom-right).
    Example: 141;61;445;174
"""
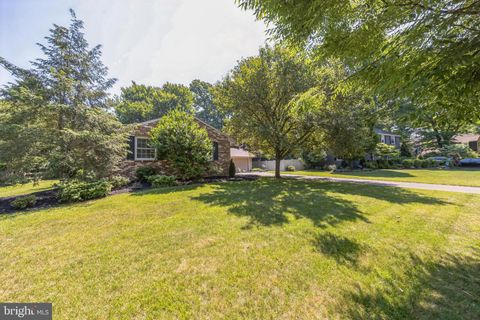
240;172;480;195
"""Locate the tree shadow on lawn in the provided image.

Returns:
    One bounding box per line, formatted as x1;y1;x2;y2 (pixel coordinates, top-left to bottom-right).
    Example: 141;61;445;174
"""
345;248;480;319
192;178;449;229
312;232;366;267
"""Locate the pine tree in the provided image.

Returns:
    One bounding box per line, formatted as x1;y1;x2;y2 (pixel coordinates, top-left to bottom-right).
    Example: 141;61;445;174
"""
0;10;129;183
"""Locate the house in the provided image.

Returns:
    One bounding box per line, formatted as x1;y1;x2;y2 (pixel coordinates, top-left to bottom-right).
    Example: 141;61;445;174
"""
230;148;255;172
123;117;231;176
453;134;480;153
375;129;401;149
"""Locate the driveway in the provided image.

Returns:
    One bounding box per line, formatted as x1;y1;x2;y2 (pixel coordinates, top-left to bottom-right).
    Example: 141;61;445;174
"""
241;172;480;195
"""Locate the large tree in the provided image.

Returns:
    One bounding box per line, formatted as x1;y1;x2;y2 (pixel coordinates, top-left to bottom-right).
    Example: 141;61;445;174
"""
237;0;480;125
215;45;318;178
114;82;194;124
0;10;128;182
189;79;226;129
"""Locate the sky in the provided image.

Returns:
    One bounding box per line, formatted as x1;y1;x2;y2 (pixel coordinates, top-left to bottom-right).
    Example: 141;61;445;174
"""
0;0;267;94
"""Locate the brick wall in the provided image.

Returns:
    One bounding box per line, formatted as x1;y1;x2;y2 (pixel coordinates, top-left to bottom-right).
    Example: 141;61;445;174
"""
122;118;231;177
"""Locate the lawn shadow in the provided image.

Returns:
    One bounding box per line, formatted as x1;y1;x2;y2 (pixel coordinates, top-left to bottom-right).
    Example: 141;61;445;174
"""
193;178;448;229
312;232;365;266
345;248;480;319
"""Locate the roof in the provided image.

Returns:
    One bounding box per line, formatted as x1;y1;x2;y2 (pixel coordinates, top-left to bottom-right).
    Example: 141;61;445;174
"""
374;128;400;136
230;148;255;158
453;134;480;143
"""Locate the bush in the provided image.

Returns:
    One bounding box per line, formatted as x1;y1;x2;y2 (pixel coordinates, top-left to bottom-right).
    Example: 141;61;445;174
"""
10;195;37;209
327;164;337;171
135;166;156;182
150;110;212;179
109;175;130;189
57;180;112;203
286;165;296;172
147;175;177;188
229;160;236;177
402;159;414;168
365;161;378;169
413;159;423;168
440;144;478;159
251;168;266;172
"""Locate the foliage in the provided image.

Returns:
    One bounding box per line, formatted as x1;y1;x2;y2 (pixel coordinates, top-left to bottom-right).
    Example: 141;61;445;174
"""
114;82;194;124
440;144;478;159
237;0;480;128
374;143;400;160
228;159;236;177
286;165;295;172
215;45;318;178
313;61;379;164
189;80;226;129
135;166;157;183
0;10;129;183
108;175;130;190
150;109;212;179
57;180;112;203
10;195;37;209
402;159;415;169
301;148;327;169
147;175;177;188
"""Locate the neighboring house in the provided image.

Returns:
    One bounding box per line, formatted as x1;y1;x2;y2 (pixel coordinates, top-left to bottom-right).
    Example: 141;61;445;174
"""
123;117;231;176
375;129;401;149
453;134;480;153
230;148;255;172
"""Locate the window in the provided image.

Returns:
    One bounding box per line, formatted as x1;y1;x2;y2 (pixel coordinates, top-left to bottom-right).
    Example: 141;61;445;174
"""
212;142;219;161
384;135;392;145
135;137;155;160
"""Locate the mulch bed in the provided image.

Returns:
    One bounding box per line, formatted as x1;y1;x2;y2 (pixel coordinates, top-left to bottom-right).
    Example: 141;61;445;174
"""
0;175;260;215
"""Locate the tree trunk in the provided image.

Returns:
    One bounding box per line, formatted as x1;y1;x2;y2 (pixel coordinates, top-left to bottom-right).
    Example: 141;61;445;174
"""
275;157;281;179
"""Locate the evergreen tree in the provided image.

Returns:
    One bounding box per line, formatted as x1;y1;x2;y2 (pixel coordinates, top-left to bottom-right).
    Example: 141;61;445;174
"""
189;80;226;130
0;10;129;182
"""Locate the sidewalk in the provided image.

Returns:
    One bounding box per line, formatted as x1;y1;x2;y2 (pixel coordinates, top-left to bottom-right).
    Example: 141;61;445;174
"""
240;172;480;195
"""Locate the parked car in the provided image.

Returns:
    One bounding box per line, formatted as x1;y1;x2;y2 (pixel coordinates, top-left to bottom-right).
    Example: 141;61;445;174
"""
460;158;480;167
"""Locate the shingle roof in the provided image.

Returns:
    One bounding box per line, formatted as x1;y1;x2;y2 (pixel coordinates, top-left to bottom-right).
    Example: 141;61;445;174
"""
230;148;255;158
453;134;480;143
374;128;400;136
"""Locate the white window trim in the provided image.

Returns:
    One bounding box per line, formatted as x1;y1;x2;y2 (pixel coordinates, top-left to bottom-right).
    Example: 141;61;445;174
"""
134;136;156;161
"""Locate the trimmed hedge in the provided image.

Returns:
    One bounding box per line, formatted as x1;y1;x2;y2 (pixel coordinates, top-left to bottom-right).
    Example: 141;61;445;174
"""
365;159;438;170
135;166;156;182
57;180;112;203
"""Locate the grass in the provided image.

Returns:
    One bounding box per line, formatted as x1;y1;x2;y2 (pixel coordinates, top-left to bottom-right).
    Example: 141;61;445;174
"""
289;168;480;187
1;178;479;319
0;180;58;198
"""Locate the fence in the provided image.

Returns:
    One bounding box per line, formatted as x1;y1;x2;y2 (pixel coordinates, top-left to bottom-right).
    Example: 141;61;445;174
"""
252;159;305;171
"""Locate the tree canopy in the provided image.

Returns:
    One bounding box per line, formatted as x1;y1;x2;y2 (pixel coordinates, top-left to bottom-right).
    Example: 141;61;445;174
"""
215;45;318;178
237;0;480;126
189;80;226;130
114;82;194;124
0;9;128;182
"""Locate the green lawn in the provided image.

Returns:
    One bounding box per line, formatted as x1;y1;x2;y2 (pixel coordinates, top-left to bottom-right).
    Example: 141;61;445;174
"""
0;180;58;198
289;168;480;187
1;179;479;319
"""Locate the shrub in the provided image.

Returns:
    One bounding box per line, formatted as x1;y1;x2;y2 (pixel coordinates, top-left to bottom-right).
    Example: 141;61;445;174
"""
413;159;423;168
251;168;266;172
229;160;236;177
147;175;177;188
150;110;212;179
57;180;112;203
365;161;378;169
109;175;130;189
10;195;37;209
421;160;429;168
440;144;478;159
135;166;156;182
286;165;296;172
402;159;414;168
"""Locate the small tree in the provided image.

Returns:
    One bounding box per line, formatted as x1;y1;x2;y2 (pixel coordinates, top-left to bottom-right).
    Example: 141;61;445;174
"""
228;159;236;177
150;110;212;179
215;45;318;178
374;143;400;160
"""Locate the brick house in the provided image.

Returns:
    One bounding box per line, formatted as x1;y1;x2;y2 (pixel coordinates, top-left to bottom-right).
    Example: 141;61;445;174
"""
122;117;231;177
